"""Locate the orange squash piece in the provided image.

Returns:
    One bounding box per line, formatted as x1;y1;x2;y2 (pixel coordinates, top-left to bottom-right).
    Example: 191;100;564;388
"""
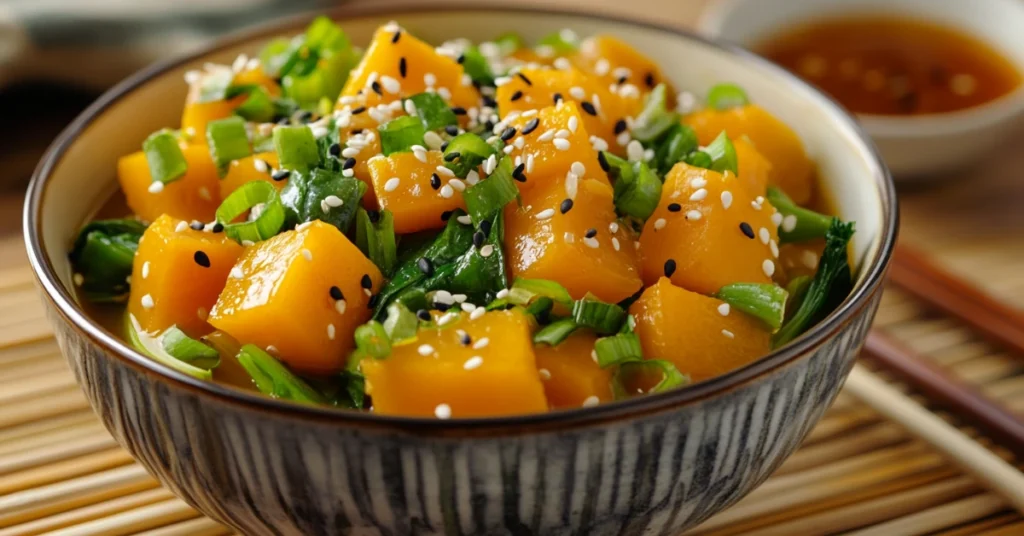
129;215;243;336
630;278;770;382
733;137;771;197
118;144;220;223
361;309;548;418
338;127;385;208
505;176;642;304
367;151;466;234
503;102;608;193
340;25;479;112
208;221;383;374
534;331;613;409
495;68;642;156
685;105;814;204
219;152;283;200
181;68;281;139
573;35;672;98
639;163;779;295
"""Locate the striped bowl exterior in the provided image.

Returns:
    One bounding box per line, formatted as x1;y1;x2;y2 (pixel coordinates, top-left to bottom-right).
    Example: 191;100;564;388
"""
45;291;880;535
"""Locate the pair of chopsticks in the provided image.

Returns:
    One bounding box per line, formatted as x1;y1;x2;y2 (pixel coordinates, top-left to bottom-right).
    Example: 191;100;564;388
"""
842;245;1024;512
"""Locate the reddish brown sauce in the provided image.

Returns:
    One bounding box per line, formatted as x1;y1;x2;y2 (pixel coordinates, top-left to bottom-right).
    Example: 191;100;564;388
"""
757;16;1021;116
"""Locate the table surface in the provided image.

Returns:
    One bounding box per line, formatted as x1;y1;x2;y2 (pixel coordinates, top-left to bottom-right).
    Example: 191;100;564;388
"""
2;1;1023;534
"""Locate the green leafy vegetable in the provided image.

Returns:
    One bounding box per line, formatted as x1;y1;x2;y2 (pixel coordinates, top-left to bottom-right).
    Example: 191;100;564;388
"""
379;115;426;155
460;46;494;86
206;116;251;173
604;152;662;222
631;84;680;142
407;92;459;131
766;186;833;243
234;86;276;123
612;359;689;399
279;167;366;233
69;219;146;302
537;30;578;53
715;283;789;331
143;130;188;184
444;132;499;178
493;32;524;55
533;318;578;345
160;326;220;369
651;123;699;175
273;125;321;173
707;83;749;111
356;208;398;276
705;131;738;176
215;181;286;243
785;275;813;320
236;344;325;404
463;157;519;223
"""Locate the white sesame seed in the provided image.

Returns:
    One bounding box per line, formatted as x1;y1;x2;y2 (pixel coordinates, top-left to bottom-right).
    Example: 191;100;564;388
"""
148;181;164;194
535;208;556;220
418;344;435;356
436;165;455;177
553;138;571;151
384;177;401;192
718;303;731;316
456;215;473;225
335;300;347;314
472;337;490;349
771;211;784;227
591;349;599;363
759;228;771;244
73;273;84;286
570;161;586;176
435;403;452;419
470;306;486;320
484;154;497;175
380;75;401;94
412;146;428;163
404;99;418;116
479;244;495;258
452;294;467;303
582;395;600;408
653;218;667;230
626;140;644;162
616;131;632;147
230;267;244;279
459;302;476;314
802;250;820;270
685;210;702;221
722;329;735;339
555;129;571;139
439;312;458;326
311;126;330;139
141;261;150;279
440;184;454;198
591;136;610;152
611;237;621;251
691;178;707;188
141;294;155;309
465;169;480;185
296;221;313;231
566;115;580;133
341;147;361;158
174;221;188;233
302;249;313;261
539;368;552;380
569;86;586;100
782;214;798;233
434;290;454;304
424;130;444;150
594;58;610;76
503;145;515;155
690;188;708;201
770;240;780;258
463;356;484;370
584;237;600;249
364;288;372;297
184;70;201;84
494;75;512;86
327;323;336;340
537;129;556;142
233;54;250;73
721;191;733;209
449;178;466;192
424;73;437;87
762;259;776;278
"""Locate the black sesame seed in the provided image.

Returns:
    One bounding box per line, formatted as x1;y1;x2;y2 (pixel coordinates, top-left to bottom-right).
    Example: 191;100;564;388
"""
391;30;401;43
371;81;383;96
553;92;564;104
351;106;366;115
399;57;407;78
451;106;467;116
585;228;597;239
580;101;598;116
614;119;628;135
500;126;517;141
367;210;381;223
352;128;364;135
479;219;492;236
482;95;498;108
512;163;527;182
430;173;441;190
434;302;451;312
472;230;485;248
193;251;211;268
444;151;461;162
598;151;610;171
667;203;682;212
360;274;373;289
445;125;460;136
560;199;574;214
297;110;313;123
211;222;224;233
644;72;655;88
367;294;380;309
458;332;471;345
521;118;540;135
440;141;450;152
616;75;628;85
664;259;677;277
483;120;495;131
330;286;344;301
328;143;341;157
517;72;533;86
416;309;431;321
271;169;290;181
343;157;356;170
417;257;434;276
510;90;524;102
189;221;204;231
457;53;466;64
441;210;454;221
739;222;755;239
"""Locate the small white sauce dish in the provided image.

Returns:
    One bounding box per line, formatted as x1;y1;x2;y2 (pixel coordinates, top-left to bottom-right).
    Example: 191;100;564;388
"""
697;0;1024;179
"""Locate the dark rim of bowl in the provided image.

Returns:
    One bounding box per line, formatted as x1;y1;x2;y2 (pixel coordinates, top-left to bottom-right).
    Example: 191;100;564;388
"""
24;1;898;436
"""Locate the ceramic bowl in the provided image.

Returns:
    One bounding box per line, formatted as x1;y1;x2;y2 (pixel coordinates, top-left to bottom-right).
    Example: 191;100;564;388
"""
25;4;897;534
698;0;1024;179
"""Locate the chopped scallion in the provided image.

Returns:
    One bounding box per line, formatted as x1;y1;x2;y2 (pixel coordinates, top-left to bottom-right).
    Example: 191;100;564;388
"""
707;83;749;111
524;296;555;322
572;298;627;334
766;186;833;243
537;30;578;53
206;116;251;173
508;277;574;307
715;283;789;331
612;359;689;399
533;317;578;345
69;219;146;302
160;326;220;369
382;303;419;344
605;152;662;222
143;130;188;184
355;321;391;359
652;123;698;175
236;344;325;404
631;84;680;142
215;181;285;243
234;86;276;123
407;92;458;131
356;208;398;276
705;131;738;176
273;125;320;173
127;314;212;381
594;332;644;368
379;115;426;155
463;157;519;223
443;132;498;178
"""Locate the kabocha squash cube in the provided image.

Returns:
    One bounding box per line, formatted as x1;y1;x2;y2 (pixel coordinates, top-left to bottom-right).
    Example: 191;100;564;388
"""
629;278;770;382
639;163;779;295
685;104;814;204
338;127;385;208
208;221;384;375
534;331;613;409
340;25;479;111
129;215;244;336
505;176;642;304
495;68;642;155
361;309;548;417
502;102;609;193
118;144;220;223
734;137;772;197
219;152;283;200
181;68;281;138
367;151;466;234
572;35;672;98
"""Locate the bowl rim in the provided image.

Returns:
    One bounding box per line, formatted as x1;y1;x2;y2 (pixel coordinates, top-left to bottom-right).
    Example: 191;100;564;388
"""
697;0;1024;137
23;1;898;436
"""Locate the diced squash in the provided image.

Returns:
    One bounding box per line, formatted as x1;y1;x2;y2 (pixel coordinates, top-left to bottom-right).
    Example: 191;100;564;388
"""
219;152;283;200
734;137;771;197
208;221;383;374
495;68;642;155
639;163;779;295
779;240;825;281
181;68;280;138
129;214;243;336
685;105;814;204
367;151;466;234
534;331;613;409
505;176;642;304
630;278;770;382
338;126;384;207
503;102;609;193
340;25;480;111
118;144;220;223
361;309;548;417
573;35;672;98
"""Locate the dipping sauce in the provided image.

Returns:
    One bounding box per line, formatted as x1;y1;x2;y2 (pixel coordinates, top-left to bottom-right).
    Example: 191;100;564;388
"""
757;17;1021;116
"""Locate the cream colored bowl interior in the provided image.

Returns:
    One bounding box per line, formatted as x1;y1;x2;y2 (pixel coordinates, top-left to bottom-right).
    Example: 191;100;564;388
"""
38;9;888;327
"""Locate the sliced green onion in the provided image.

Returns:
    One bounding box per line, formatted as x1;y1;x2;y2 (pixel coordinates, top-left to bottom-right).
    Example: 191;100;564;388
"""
236;344;325;404
707;83;749;111
537;30;578;53
443;132;498;178
382;302;419;344
533;317;578;345
127;314;212;380
283;48;359;109
235;86;275;123
258;36;300;78
684;150;712;169
69;219;146;302
463;157;519;223
632;84;680;142
612;359;689;399
594;332;644;368
715;283;789;331
652;123;699;175
607;153;662;222
461;46;494;86
216;181;285;243
273;125;320;173
785;275;813;320
766;186;833;243
407;92;458;131
379;115;426;156
493;32;524;55
356;208;398;276
524;297;554;322
508;277;574;307
705;131;738;176
355;320;391;359
572;299;627;335
195;69;234;103
160;326;220;369
303;15;351;51
206;116;251;173
143;130;188;184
